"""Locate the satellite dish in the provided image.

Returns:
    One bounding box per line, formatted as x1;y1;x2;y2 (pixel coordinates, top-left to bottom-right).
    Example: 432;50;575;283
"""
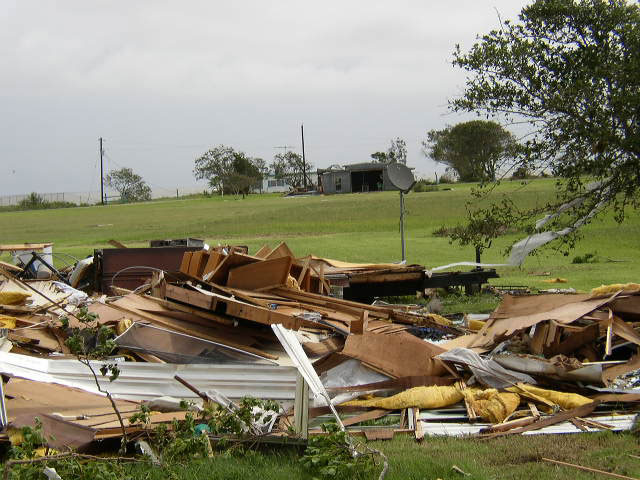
387;163;416;192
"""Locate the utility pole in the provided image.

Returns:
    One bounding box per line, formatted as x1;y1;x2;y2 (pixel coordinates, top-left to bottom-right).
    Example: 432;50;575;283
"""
99;137;104;205
301;124;306;189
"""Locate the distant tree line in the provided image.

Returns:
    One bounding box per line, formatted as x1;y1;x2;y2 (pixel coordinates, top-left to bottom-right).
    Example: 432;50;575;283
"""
193;145;313;197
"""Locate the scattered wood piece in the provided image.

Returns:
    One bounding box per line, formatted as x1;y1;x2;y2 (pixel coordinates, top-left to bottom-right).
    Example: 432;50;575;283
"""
107;240;128;249
363;429;394;441
350;310;368;335
342;409;390;427
451;465;471;476
481;401;601;438
541;457;639;480
414;408;424;441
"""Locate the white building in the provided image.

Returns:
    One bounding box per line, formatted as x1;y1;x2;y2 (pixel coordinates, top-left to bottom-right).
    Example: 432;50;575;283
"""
261;175;291;193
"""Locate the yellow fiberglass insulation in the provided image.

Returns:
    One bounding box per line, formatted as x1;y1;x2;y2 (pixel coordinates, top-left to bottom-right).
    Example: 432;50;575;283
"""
0;291;31;306
507;385;592;409
0;315;17;329
341;385;464;410
590;283;640;297
461;389;520;423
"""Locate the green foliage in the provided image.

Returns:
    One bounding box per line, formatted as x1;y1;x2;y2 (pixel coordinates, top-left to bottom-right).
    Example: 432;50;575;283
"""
10;419;47;460
572;251;598;264
205;397;279;436
438;172;456;184
106;167;152;203
424;120;516;182
62;308;118;378
194;145;264;196
370;137;408;165
18;192;47;209
301;424;375;480
10;192;77;212
129;403;152;427
451;0;640;249
271;151;312;189
412;179;439;193
447;198;522;255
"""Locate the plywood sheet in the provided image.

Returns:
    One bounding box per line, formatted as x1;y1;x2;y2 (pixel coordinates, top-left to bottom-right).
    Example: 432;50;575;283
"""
342;332;446;378
491;293;591;320
207;253;261;285
227;256;293;290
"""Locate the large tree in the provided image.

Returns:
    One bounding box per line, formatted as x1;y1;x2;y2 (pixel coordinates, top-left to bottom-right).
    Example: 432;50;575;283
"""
106;167;152;203
370;137;408;165
449;0;640;257
193;145;263;196
424;120;516;182
271;151;313;189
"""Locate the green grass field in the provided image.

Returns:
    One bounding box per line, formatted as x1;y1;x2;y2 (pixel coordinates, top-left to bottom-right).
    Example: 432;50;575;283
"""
1;178;638;291
2;179;640;478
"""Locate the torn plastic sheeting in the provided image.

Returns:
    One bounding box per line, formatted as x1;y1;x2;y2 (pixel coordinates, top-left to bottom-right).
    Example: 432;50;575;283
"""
509;183;610;266
319;359;389;407
426;262;508;276
115;322;277;365
0;351;299;403
271;324;345;429
436;348;536;389
493;354;603;384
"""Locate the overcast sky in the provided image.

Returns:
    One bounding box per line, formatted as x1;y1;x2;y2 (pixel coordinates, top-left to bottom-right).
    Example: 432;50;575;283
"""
0;1;531;197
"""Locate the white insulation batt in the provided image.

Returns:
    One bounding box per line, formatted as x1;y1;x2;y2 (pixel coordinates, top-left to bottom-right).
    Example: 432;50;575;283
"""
0;352;299;403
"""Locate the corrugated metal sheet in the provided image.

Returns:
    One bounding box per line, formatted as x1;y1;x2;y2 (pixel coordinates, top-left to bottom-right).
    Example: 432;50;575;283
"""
418;414;636;436
0;352;299;403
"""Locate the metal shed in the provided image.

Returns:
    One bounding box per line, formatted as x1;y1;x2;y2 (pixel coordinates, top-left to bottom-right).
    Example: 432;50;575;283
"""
318;163;399;194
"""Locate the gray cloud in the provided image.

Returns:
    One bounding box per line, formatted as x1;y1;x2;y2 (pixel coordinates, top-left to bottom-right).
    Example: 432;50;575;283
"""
0;1;530;196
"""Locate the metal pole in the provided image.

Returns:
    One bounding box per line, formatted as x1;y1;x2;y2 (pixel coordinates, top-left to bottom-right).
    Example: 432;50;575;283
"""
301;124;306;190
99;137;104;205
400;191;406;262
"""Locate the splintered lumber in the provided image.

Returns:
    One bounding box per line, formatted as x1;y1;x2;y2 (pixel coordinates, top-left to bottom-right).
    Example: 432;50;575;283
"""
479;416;538;433
254;245;272;259
271;287;390;319
227;255;292;291
470;293;621;349
341;409;390;427
0;261;23;272
481;401;601;438
166;284;215;310
107;295;278;359
265;242;295;260
342;332;447;378
206;253;261;285
541;458;639;480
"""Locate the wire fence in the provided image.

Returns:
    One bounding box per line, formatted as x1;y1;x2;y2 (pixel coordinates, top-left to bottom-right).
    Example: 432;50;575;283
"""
0;186;207;207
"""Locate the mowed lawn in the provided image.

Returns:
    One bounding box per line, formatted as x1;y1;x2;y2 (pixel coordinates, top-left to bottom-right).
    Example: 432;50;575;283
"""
1;181;640;477
1;178;638;291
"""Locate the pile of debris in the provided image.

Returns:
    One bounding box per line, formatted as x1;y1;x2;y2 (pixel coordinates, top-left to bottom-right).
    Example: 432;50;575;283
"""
0;241;638;455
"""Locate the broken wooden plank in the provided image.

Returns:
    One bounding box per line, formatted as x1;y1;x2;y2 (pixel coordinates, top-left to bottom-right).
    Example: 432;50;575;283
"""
165;284;215;310
541;457;638;480
342;409;390;427
266;242;295;260
227;255;293;291
205;252;261;285
363;429;394;441
481;401;601;439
